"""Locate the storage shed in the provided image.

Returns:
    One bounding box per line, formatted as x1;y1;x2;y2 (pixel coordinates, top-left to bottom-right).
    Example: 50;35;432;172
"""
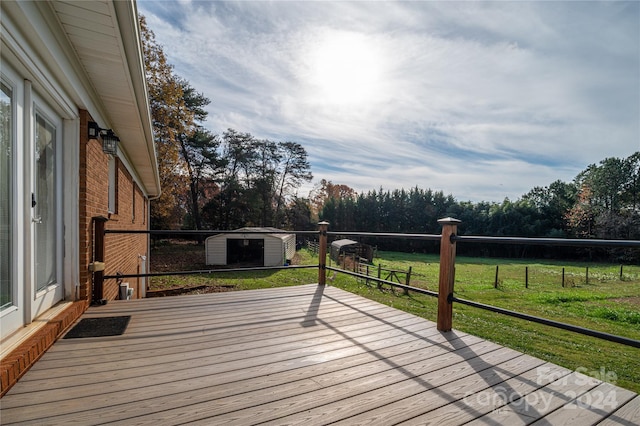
206;228;296;267
330;239;374;263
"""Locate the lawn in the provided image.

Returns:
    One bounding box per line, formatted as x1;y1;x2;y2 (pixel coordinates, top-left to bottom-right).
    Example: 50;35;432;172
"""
149;242;640;393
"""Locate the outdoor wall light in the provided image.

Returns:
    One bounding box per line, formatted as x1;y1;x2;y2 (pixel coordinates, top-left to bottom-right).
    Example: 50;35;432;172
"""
87;121;120;156
88;121;101;139
101;130;120;156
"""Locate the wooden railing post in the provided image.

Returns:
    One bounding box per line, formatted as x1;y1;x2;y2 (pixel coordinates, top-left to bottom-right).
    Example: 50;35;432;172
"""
437;217;461;332
318;221;329;285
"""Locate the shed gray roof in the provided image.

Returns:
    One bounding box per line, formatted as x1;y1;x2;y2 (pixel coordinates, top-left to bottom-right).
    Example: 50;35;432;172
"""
331;239;359;249
226;227;294;241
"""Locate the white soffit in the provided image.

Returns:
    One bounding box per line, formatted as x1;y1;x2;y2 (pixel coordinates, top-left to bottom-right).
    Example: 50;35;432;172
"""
50;0;160;197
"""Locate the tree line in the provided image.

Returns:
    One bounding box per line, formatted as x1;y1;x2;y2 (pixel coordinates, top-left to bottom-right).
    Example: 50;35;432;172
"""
317;153;639;261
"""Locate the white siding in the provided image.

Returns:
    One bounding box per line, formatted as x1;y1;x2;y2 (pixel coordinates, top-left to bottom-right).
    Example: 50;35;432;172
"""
283;234;296;262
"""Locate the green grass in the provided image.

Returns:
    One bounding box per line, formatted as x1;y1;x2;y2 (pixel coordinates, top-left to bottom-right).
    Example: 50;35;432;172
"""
150;243;640;393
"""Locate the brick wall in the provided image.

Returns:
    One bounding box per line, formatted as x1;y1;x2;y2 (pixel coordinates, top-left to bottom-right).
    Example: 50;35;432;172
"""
103;162;148;300
80;110;150;302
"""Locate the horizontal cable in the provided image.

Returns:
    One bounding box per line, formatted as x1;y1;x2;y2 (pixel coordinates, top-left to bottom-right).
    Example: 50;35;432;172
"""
105;229;318;235
453;235;640;248
327;231;440;241
452;295;640;348
104;264;316;280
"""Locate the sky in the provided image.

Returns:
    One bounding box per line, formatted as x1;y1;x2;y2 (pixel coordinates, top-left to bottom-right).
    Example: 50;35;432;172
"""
138;0;640;203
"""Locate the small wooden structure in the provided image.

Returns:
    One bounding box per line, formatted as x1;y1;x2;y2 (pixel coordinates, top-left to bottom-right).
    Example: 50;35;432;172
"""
330;239;374;263
206;227;295;267
356;262;413;291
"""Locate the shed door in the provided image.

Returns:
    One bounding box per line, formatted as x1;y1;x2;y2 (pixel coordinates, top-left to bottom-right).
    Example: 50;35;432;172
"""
226;239;264;266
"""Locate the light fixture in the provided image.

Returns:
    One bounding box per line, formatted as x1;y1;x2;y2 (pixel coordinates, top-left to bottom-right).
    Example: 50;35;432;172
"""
101;130;119;156
88;121;101;139
87;121;120;156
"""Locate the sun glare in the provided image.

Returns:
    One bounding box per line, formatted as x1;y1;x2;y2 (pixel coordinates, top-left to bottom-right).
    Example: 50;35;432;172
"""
305;31;384;106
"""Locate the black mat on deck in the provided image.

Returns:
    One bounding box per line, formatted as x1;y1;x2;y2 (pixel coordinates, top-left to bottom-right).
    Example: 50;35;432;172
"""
63;316;131;338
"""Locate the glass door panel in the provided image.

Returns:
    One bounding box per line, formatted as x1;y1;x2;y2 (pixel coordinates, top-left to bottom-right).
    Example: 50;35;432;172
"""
0;82;12;309
34;113;57;292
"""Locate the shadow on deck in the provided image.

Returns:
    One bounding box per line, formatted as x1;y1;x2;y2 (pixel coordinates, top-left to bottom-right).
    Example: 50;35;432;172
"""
1;284;638;425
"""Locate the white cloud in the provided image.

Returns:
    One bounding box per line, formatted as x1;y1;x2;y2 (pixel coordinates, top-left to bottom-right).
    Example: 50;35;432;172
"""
138;0;640;202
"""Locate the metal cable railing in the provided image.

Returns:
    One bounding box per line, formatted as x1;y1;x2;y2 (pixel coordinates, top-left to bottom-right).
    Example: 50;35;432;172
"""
96;223;640;348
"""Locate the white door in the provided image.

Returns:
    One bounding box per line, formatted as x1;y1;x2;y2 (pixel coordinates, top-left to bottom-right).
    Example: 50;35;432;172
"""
31;101;63;319
1;57;71;340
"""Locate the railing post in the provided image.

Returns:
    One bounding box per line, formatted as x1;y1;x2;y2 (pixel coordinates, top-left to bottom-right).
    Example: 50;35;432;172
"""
620;265;623;280
318;221;329;285
92;216;109;305
404;266;412;295
437;217;461;332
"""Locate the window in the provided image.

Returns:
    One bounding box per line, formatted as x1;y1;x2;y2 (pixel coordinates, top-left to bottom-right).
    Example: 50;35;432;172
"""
132;181;136;223
33;112;57;292
108;156;118;214
0;80;13;310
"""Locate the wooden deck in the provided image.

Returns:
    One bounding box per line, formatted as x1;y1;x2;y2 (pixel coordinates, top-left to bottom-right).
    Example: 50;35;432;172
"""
1;284;638;425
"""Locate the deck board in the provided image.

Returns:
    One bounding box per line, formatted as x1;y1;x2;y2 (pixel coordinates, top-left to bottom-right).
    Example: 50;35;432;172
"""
1;284;637;425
